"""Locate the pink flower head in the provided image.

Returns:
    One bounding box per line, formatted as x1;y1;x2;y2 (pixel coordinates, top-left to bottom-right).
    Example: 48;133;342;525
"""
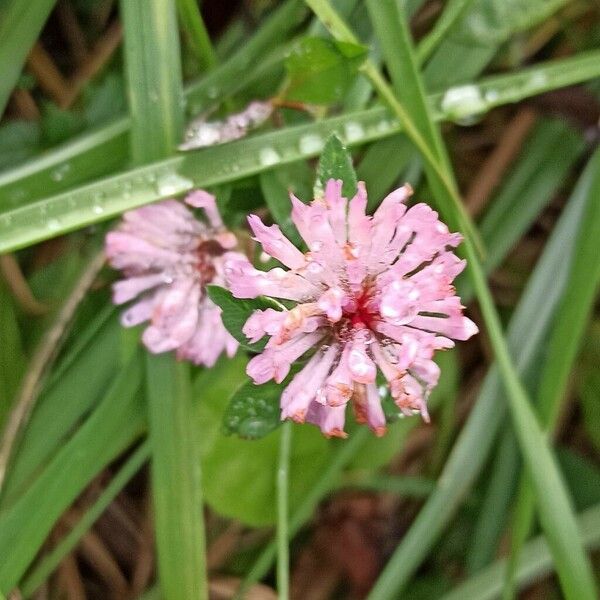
225;180;478;437
105;190;248;366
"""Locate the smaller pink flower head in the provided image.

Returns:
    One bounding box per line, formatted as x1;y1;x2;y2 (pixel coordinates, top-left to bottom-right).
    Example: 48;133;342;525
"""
225;180;478;437
105;190;248;366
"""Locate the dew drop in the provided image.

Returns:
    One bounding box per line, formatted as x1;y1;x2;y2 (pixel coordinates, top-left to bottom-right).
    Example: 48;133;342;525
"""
259;147;280;167
484;89;500;103
376;119;393;133
51;163;71;182
528;71;548;89
156;172;193;196
440;84;486;126
344;121;365;143
93;204;105;215
299;133;324;155
47;218;61;230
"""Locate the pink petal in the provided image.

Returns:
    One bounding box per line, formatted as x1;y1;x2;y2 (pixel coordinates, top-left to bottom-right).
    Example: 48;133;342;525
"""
247;214;306;269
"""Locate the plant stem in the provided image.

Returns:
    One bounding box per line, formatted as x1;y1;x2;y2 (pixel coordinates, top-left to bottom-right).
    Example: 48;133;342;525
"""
277;421;293;600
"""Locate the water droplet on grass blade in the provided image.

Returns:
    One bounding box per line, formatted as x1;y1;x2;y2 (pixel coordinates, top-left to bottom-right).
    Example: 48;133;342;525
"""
344;121;365;143
259;147;281;167
299;133;324;155
441;84;487;125
156;172;193;196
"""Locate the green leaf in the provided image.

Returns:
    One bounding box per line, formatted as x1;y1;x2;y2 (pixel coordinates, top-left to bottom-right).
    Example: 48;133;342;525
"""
316;134;357;198
195;356;332;527
223;378;282;439
284;37;367;104
206;285;283;352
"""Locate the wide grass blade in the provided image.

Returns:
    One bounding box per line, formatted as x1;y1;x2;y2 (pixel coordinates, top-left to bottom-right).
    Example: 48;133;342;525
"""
120;0;184;163
4;47;600;253
120;0;208;597
146;355;208;600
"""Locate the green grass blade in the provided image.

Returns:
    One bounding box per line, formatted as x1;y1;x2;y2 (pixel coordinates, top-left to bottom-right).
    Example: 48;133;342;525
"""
146;355;208;600
0;280;25;429
0;0;56;116
365;149;600;599
0;52;600;247
424;0;570;89
504;148;600;597
463;118;585;570
121;0;184;163
0;352;145;593
478;119;584;274
416;0;475;64
1;312;122;506
121;0;208;596
441;502;600;600
466;427;519;573
0;1;303;207
176;0;217;71
20;440;150;597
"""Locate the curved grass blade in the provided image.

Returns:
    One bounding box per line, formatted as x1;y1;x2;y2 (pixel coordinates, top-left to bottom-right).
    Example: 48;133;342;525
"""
0;351;145;593
20;440;150;597
365;149;600;599
503;149;600;598
441;502;600;600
